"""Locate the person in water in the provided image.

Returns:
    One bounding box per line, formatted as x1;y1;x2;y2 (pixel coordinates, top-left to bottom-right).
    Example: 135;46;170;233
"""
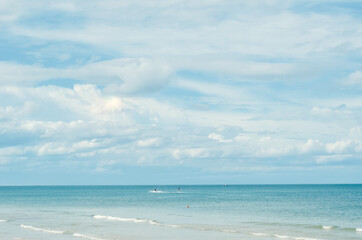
178;187;181;191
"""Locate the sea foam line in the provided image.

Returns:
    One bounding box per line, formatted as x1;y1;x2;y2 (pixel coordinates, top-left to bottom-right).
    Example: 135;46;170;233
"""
20;224;64;234
356;228;362;232
0;219;7;222
94;215;180;228
251;232;268;236
93;214;241;234
249;232;321;240
73;233;108;240
93;215;148;223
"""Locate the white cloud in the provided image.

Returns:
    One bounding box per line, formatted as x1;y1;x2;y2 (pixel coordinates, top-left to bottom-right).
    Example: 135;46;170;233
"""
316;154;352;164
208;133;232;143
172;148;210;160
344;71;362;86
10;6;361;59
3;1;360;85
299;139;324;154
256;145;294;157
0;58;173;94
326;140;352;154
73;58;172;93
137;138;162;147
0;62;58;85
37;142;71;156
1;1;362;180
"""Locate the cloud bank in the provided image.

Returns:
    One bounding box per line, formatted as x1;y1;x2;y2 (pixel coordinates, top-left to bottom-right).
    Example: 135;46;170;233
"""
0;0;361;184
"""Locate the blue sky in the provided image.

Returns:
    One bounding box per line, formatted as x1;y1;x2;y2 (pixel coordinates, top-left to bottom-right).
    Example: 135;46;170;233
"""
0;0;362;185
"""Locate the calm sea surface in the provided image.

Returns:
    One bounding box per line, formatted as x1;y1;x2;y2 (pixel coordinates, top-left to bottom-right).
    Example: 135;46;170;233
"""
0;185;361;240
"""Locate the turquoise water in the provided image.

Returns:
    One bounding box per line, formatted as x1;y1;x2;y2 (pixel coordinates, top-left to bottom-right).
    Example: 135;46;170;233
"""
0;185;361;240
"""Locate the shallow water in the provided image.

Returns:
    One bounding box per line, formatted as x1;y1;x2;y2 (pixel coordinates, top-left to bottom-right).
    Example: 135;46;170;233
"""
0;185;361;240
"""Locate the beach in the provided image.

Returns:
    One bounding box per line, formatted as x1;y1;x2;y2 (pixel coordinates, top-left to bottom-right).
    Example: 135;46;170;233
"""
0;185;361;240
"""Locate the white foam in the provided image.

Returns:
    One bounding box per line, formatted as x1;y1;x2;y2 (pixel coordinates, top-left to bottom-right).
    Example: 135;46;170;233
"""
294;238;321;240
20;224;64;234
148;220;161;225
93;215;148;223
322;225;333;230
165;224;180;228
356;228;362;232
251;232;268;236
94;214;185;230
134;219;148;223
0;219;7;222
73;233;107;240
147;220;179;228
149;190;165;193
274;234;290;239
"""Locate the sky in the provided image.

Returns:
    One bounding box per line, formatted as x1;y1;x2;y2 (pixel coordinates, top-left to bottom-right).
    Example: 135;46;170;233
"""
0;0;362;185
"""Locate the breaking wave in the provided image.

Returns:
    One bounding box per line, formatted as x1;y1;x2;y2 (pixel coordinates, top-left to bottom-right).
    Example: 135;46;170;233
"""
93;215;148;223
250;232;321;240
274;234;289;239
73;233;108;240
251;232;268;236
322;225;334;230
20;224;64;234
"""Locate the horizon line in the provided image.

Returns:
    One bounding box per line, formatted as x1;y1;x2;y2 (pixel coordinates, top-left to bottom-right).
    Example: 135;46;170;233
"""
0;183;361;187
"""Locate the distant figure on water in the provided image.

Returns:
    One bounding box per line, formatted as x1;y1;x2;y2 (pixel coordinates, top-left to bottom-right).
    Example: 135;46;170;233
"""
178;187;181;192
186;204;189;208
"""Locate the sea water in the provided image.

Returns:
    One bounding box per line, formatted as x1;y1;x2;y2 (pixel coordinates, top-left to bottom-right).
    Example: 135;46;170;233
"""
0;185;361;240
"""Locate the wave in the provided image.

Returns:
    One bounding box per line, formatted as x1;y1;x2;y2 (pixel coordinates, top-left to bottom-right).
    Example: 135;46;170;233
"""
250;232;321;240
93;214;325;239
149;220;180;228
294;238;321;240
19;223;108;240
314;225;362;233
274;234;289;239
73;233;108;240
274;234;321;240
251;232;268;236
322;225;334;230
20;224;64;234
94;215;180;229
339;227;362;232
93;215;148;223
94;214;240;234
243;221;347;233
0;219;7;222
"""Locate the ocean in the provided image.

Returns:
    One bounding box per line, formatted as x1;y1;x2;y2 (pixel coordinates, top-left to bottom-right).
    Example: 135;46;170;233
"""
0;185;361;240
